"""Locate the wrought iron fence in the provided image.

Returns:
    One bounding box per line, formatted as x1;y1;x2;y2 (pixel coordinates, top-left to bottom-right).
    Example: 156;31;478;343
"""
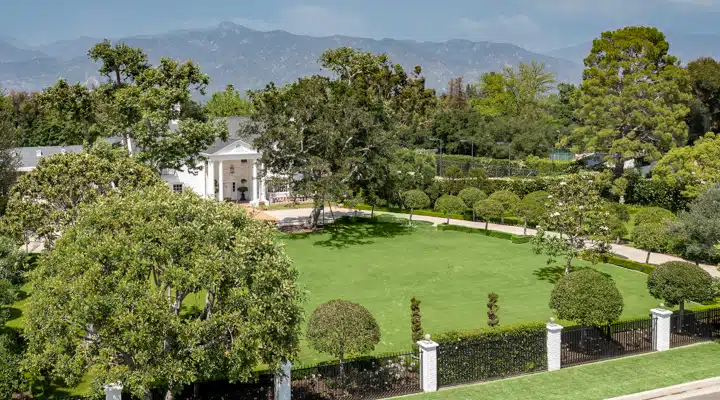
174;374;275;400
291;352;421;400
670;307;720;348
561;318;654;367
436;330;547;387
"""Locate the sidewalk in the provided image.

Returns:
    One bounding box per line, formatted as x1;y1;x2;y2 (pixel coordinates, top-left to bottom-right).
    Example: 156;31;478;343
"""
265;207;720;278
609;377;720;400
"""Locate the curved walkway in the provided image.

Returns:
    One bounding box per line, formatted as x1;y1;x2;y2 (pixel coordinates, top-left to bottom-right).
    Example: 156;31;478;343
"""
266;207;720;278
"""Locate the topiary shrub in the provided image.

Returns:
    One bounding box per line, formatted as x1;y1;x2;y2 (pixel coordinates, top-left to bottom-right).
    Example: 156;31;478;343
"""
487;292;499;327
458;188;487;221
647;262;714;319
307;300;381;366
632;223;673;264
402;190;430;222
518;190;548;235
488;190;521;224
474;199;504;230
410;297;423;343
434;195;467;224
550;269;624;326
634;206;676;226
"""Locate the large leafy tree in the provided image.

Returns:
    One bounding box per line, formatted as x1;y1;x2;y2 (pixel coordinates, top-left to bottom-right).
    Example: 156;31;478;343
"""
567;26;692;176
35;79;99;145
4;143;162;247
0;92;19;209
533;175;612;275
647;261;714;318
686;57;720;137
673;185;720;264
653;133;720;198
23;186;303;398
247;48;432;228
550;269;624;326
205;84;254;117
90;40;228;172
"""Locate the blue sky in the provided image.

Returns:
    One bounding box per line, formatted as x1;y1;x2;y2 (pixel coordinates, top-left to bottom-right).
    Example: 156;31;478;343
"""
3;0;720;50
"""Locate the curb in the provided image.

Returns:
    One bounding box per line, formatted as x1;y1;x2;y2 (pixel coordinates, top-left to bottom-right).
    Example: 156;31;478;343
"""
608;377;720;399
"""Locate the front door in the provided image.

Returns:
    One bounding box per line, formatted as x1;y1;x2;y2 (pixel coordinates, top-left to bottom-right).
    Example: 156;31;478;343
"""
223;182;233;200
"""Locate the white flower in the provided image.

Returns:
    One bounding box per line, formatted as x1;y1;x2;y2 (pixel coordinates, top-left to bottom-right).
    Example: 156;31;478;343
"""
578;206;584;210
552;212;561;217
548;195;554;199
560;181;567;186
557;202;564;207
600;226;609;231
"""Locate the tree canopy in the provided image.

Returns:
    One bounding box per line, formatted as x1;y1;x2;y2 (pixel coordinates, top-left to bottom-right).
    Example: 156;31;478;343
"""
205;84;254;117
550;269;624;326
653;133;720;198
566;26;692;176
23;186;303;397
434;195;466;223
474;199;504;230
647;261;714;310
673;185;720;264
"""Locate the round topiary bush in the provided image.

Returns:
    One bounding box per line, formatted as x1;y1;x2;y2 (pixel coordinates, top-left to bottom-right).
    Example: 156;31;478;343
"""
403;190;430;222
488;190;521;224
474;199;504;230
307;299;381;363
550;269;624;326
647;261;714;313
459;188;487;220
634;206;676;226
434;195;467;224
518;190;549;234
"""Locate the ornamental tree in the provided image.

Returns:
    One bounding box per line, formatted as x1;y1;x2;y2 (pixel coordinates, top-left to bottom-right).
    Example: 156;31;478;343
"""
474;199;504;230
518;190;549;235
566;26;692;177
410;297;423;343
634;206;676;226
22;187;303;398
653;133;720;198
633;223;673;264
673;185;720;264
434;195;466;224
307;300;380;367
205;84;254;117
533;175;612;275
459;187;487;221
488;190;520;224
403;190;430;222
550;269;624;326
4;143;162;248
487;292;499;327
647;262;714;320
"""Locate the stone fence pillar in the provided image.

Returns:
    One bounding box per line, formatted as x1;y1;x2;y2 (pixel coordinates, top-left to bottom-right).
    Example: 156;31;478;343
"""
652;307;673;351
104;383;122;400
546;318;563;372
417;334;439;392
274;360;291;400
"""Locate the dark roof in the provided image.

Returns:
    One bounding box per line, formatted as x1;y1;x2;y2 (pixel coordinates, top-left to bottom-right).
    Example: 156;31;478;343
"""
203;116;259;154
15;145;84;169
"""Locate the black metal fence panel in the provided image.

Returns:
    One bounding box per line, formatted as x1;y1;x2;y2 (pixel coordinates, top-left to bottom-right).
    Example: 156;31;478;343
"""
174;374;274;400
436;330;547;387
291;352;421;400
670;308;720;348
561;318;654;367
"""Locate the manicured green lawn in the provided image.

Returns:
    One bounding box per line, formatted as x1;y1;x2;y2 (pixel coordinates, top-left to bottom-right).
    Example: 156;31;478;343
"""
410;342;720;400
278;217;665;363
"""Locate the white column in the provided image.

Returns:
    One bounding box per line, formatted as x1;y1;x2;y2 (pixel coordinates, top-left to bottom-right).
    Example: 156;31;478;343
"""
207;160;216;200
652;307;673;352
218;161;225;201
274;360;291;400
251;161;258;204
104;383;122;400
546;318;563;372
417;334;439;392
259;163;268;203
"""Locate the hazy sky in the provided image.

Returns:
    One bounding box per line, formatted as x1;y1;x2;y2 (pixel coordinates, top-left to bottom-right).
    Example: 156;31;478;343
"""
3;0;720;50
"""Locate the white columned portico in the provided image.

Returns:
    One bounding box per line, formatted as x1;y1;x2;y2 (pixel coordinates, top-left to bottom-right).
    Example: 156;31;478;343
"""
218;160;225;201
207;160;216;200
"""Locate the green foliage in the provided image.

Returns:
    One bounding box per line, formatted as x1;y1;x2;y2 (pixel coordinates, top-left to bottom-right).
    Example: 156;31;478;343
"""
533;175;612;274
307;299;381;363
410;297;423;343
434;322;545;344
474;199;504;229
687;57;720;135
0;93;18;200
550;269;624;326
518;190;549;226
434;195;467;222
459;187;487;220
487;292;499;327
674;185;720;263
633;223;673;263
488;190;521;216
647;262;715;308
567;26;692;175
592;253;656;275
403;190;430;220
0;332;25;399
436;223;520;243
23;187;303;397
653;133;720;198
0;235;28;284
511;235;532;244
624;174;688;211
205;84;254;117
4;144;163;247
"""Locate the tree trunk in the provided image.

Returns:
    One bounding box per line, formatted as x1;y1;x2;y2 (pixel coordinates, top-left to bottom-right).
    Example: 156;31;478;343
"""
501;215;505;225
523;219;528;236
564;256;573;275
678;300;685;334
310;205;322;229
646;251;651;265
409;209;414;222
613;156;625;178
472;210;476;222
164;389;174;400
485;220;489;230
446;213;450;224
371;205;375;218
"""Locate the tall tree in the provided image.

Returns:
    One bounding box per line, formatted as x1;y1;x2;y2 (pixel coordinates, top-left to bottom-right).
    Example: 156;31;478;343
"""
567;26;692;176
90;41;228;171
686;57;720;137
23;186;303;399
0;92;19;210
247;48;430;228
653;132;720;197
205;84;255;117
35;79;98;145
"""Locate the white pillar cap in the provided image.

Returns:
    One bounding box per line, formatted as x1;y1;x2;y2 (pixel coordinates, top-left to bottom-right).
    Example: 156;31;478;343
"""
417;334;439;350
546;317;564;331
651;308;673;317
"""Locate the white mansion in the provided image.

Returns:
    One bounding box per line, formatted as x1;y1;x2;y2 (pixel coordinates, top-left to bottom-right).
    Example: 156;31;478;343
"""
14;117;272;205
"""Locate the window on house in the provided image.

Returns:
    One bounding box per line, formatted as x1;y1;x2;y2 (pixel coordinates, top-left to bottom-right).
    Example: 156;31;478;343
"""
172;184;183;193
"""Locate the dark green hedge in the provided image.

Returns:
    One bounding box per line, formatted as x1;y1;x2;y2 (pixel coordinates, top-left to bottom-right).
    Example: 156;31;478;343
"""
579;252;656;274
511;235;532;244
436;224;531;244
434;322;546;343
625;176;689;212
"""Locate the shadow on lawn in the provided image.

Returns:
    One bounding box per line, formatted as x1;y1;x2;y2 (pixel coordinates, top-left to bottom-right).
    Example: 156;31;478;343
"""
533;265;613;284
314;217;414;248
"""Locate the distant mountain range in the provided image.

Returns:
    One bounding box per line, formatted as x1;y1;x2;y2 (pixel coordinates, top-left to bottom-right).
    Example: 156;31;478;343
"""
1;23;719;94
0;22;581;94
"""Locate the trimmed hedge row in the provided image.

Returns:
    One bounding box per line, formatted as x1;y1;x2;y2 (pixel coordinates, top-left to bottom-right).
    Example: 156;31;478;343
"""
600;254;656;274
434;322;547;344
437;155;580;175
357;204;527;227
436;224;530;244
